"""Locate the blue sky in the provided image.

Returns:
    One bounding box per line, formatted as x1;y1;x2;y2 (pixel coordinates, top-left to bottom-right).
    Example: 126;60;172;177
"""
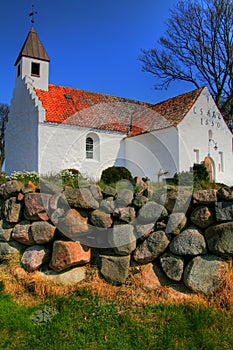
1;0;196;105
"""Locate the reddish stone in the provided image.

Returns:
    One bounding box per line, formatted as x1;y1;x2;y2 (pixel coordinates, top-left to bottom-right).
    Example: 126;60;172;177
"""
50;240;91;272
22;181;37;194
12;221;35;245
90;210;112;228
58;209;88;239
24;193;51;220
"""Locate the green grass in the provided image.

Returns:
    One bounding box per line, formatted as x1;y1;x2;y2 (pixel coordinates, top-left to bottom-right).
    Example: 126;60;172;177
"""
0;285;232;350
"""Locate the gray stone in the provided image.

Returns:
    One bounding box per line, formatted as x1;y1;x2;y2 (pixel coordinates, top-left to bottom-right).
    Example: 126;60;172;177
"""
102;186;117;197
133;193;148;208
31;221;56;244
38;267;86;285
161;188;192;213
183;255;228;295
90;209;112;228
160;252;184;281
133;230;170;263
21;245;51;272
169;226;207;256
0;220;14;242
99;254;130;285
138;201;168;224
3;197;22;223
87;184;103;202
205;222;233;256
63;186;99;209
100;198;115;214
215;202;233;222
0;241;25;258
190;205;215;228
116;189;134;207
110;224;136;255
166;212;187;235
193;189;218;204
12;221;34;245
135;223;154;240
218;187;233;201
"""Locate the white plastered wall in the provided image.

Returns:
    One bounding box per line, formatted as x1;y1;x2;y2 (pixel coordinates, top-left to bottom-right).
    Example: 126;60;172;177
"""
124;126;179;182
38;122;125;180
178;87;233;185
5;78;44;175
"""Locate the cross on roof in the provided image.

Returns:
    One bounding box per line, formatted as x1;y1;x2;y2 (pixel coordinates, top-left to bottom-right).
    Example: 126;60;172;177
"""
29;4;38;25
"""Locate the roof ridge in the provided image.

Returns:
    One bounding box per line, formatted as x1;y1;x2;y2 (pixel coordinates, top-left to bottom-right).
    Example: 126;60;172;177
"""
47;83;152;106
152;87;205;107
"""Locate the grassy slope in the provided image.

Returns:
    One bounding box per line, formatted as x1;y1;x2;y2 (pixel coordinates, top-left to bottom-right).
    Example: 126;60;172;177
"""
0;285;232;350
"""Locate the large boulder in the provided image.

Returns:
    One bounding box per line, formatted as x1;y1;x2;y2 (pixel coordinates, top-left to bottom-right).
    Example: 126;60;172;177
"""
160;252;184;281
193;189;218;205
99;198;115;214
138;201;168;224
166;212;187;235
217;187;233;201
38;267;86;285
21;245;51;272
183;255;228;295
133;262;170;291
0;220;14;242
24;193;51;220
58;209;88;240
50;240;91;272
98;254;130;285
215;202;233;222
12;221;34;245
90;210;112;228
1;180;23;199
205;222;233;256
115;189;134;207
115;207;136;223
169;226;207;256
31;221;56;244
160;188;192;213
190;206;215;228
110;224;136;255
3;197;22;223
63;187;99;209
133;230;170;263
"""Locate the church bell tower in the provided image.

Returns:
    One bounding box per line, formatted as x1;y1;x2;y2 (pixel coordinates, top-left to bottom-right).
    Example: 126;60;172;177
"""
14;27;50;91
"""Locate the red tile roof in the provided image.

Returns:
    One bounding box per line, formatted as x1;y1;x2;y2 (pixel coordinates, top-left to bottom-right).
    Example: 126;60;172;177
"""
35;84;204;136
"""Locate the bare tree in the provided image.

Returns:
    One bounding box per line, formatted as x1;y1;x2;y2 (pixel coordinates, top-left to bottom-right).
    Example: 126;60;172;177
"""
0;104;9;172
140;0;233;126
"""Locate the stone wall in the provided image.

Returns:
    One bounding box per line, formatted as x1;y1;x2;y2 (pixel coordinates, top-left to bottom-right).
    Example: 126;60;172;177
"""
0;178;232;295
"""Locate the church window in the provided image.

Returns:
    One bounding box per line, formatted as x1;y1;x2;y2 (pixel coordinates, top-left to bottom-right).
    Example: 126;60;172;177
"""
193;149;199;163
218;152;224;172
86;137;94;159
31;62;40;77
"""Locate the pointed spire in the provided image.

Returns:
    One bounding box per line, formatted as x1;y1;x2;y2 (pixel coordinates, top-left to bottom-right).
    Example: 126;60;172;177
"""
14;27;50;66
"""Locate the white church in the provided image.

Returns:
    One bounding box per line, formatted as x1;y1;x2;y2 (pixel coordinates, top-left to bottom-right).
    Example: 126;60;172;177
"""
5;28;233;186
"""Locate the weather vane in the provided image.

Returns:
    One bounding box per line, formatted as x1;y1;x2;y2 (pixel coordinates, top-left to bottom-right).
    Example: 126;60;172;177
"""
29;4;38;25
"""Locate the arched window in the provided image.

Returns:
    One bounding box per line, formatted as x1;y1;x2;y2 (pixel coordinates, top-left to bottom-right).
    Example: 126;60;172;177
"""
86;137;93;159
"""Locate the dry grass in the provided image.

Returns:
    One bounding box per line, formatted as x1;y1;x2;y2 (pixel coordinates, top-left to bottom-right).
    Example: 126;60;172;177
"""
0;254;232;314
